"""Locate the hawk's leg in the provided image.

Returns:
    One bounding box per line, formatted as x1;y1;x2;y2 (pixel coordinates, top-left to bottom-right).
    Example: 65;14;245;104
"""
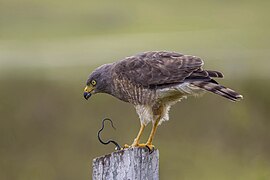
145;115;161;150
131;123;145;147
123;123;145;149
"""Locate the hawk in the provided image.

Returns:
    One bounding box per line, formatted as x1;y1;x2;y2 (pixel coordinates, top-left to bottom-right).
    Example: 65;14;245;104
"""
83;51;243;150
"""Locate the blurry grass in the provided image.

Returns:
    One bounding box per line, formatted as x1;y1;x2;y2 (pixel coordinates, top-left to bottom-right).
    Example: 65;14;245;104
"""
161;141;270;180
0;0;269;39
1;30;270;79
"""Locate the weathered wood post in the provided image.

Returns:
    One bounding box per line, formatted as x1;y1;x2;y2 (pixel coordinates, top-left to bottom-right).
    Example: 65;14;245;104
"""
92;147;159;180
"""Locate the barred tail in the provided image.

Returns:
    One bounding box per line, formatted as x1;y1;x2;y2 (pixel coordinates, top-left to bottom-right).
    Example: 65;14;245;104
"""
191;80;243;102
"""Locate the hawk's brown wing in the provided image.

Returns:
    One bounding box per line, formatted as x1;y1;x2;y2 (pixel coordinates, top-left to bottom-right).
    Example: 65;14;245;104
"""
112;51;242;101
113;51;205;87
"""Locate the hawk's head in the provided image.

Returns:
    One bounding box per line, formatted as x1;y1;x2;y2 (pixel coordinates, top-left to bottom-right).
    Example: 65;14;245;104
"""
84;64;113;100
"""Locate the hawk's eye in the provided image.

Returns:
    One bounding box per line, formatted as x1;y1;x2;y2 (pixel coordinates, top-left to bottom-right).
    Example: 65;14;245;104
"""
91;80;97;86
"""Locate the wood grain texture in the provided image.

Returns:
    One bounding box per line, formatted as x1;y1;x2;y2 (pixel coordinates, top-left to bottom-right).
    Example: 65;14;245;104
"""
92;147;159;180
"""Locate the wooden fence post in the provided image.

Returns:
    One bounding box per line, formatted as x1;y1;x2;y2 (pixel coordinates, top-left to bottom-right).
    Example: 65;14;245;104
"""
92;147;159;180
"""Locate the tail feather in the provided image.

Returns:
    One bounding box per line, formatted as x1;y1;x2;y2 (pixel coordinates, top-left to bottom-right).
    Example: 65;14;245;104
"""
191;81;243;102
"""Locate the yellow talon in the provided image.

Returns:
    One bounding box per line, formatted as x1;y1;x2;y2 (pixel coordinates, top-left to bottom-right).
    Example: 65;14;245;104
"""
146;144;155;150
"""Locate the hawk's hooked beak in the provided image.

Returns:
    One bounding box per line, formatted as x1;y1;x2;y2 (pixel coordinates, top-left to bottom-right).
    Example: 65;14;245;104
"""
83;86;94;100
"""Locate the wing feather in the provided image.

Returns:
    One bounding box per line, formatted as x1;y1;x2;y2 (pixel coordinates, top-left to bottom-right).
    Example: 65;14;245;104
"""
113;51;204;87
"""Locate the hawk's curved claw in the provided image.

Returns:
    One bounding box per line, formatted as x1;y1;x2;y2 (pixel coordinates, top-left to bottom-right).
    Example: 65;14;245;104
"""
145;144;155;154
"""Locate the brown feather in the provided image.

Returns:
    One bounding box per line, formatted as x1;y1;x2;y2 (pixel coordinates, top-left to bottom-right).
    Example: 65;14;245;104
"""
113;51;203;87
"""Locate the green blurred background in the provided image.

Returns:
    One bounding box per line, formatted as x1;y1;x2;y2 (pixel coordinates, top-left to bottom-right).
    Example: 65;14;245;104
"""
0;0;270;179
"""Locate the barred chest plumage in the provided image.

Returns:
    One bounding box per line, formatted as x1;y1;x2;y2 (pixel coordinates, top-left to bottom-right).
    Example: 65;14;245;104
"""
112;77;156;105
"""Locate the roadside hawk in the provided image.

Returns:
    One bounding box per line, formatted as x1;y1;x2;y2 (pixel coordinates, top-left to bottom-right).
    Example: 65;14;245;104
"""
83;51;243;150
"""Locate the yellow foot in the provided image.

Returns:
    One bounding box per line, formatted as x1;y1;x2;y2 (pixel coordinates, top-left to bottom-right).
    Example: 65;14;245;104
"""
122;143;155;153
121;143;147;149
121;144;130;149
132;143;155;153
